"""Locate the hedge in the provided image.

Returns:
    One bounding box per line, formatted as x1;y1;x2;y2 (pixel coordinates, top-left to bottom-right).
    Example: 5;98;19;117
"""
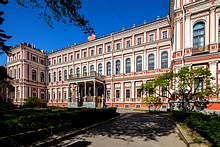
0;107;118;146
171;111;220;147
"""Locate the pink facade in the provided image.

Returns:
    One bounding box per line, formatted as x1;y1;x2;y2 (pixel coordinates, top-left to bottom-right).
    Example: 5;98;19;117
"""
6;0;220;110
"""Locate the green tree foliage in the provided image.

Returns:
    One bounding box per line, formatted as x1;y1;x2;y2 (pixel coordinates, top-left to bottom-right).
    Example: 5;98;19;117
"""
24;96;42;108
15;0;93;34
140;66;219;110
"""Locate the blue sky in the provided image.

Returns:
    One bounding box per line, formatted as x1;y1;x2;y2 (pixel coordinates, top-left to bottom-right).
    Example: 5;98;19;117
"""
0;0;169;65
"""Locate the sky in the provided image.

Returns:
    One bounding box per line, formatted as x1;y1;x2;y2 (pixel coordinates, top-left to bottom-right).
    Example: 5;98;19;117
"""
0;0;169;65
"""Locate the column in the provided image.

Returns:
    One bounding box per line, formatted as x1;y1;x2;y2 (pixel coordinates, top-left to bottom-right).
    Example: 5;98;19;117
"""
131;81;135;98
132;34;135;46
132;52;135;72
84;81;87;101
93;80;96;102
60;87;63;100
121;38;124;48
156;46;159;70
102;59;105;75
143;49;146;70
121;82;124;102
55;88;57;100
209;61;217;85
76;83;79;105
67;86;69;100
121;55;124;74
185;13;191;48
210;6;216;44
144;31;146;43
156;28;159;40
176;18;181;50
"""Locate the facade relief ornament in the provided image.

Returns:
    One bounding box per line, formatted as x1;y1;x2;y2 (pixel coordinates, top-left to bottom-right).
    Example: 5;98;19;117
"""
185;13;191;19
210;5;217;13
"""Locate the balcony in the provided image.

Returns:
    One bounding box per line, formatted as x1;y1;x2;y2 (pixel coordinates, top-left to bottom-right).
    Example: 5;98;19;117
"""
68;71;105;83
192;45;209;55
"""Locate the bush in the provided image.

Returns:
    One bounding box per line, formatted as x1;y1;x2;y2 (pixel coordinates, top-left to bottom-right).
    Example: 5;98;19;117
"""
24;96;42;108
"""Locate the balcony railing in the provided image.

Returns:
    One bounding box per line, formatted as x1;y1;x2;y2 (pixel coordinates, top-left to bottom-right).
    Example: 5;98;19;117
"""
69;71;104;79
192;45;209;54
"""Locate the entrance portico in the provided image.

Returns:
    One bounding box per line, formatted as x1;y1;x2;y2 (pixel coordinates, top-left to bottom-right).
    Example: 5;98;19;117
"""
68;71;105;108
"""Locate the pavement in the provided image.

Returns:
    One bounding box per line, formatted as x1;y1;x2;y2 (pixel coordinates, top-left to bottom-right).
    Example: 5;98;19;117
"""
41;108;187;147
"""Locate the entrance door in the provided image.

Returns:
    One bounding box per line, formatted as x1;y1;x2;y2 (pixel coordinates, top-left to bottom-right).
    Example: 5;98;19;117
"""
97;96;102;107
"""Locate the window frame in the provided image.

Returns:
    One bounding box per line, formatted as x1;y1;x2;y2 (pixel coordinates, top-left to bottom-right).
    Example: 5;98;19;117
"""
136;56;142;72
148;54;155;70
106;62;111;76
116;60;120;74
161;51;168;69
125;58;131;73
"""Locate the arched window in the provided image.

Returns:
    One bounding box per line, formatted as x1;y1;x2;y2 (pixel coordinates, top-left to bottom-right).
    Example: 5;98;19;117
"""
218;19;220;41
90;65;94;72
76;67;80;77
148;54;154;70
40;72;44;82
136;56;142;72
107;62;111;76
59;71;62;81
98;63;102;75
116;60;120;74
161;51;168;69
64;70;67;80
125;58;131;73
83;66;87;77
32;70;37;81
193;22;205;48
70;69;73;75
49;73;51;82
53;72;56;82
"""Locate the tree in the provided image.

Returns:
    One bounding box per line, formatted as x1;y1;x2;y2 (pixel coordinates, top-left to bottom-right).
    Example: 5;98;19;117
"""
140;66;219;111
15;0;93;34
24;96;42;108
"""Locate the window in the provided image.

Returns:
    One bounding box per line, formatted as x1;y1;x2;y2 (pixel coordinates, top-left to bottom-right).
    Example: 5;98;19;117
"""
49;73;51;82
70;69;73;75
76;67;80;77
90;65;94;72
125;58;131;73
40;72;44;82
83;66;87;76
48;60;51;65
64;70;67;80
107;46;111;52
126;40;130;48
107;90;110;99
116;43;120;50
53;72;56;82
136;56;142;72
59;92;61;99
14;69;16;78
194;77;203;93
32;70;36;81
59;58;61;63
148;54;154;70
91;50;94;56
99;47;102;54
40;59;44;65
64;92;67;99
116;60;120;74
84;52;87;57
218;19;220;42
137;89;142;98
116;90;120;98
59;71;62;81
162;87;167;97
18;68;20;79
149;88;154;96
162;31;168;39
193;22;205;48
137;37;142;45
70;55;73;60
98;63;102;75
161;51;168;69
77;54;80;59
126;89;130;98
54;59;56;64
107;62;111;76
149;34;154;42
64;56;67;62
32;56;36;62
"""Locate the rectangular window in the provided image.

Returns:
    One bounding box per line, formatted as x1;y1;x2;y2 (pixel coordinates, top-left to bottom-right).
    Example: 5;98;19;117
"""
149;34;154;42
40;59;44;65
14;69;16;79
70;55;73;60
116;43;120;50
194;77;203;93
107;90;110;99
126;89;130;98
107;46;111;52
59;92;61;99
65;57;67;62
54;59;56;64
149;88;154;96
91;50;94;56
162;87;167;97
137;37;142;45
18;68;20;79
84;52;87;57
137;89;142;98
99;48;103;54
77;54;80;59
59;58;61;63
48;60;51;65
116;90;120;98
64;92;66;99
32;56;36;62
162;31;168;39
126;40;130;48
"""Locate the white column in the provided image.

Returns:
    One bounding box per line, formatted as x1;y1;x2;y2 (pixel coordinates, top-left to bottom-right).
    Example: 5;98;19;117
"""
210;7;216;44
143;49;146;70
50;88;52;100
185;13;191;48
121;82;124;102
156;28;159;41
121;56;124;74
156;47;159;69
176;18;181;50
132;35;135;46
132;53;135;72
131;81;135;98
67;87;69;100
102;59;105;75
61;87;63;100
209;61;217;85
121;38;124;48
55;88;57;100
93;80;96;101
144;31;146;43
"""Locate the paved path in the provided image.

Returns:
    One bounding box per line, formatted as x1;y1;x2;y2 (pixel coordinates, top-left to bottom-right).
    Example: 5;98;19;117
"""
55;109;186;147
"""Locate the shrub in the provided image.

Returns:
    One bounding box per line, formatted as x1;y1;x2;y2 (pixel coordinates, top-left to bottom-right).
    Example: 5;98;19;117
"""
24;96;42;108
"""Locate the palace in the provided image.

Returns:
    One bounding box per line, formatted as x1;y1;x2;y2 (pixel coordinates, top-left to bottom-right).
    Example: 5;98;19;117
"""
6;0;220;110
